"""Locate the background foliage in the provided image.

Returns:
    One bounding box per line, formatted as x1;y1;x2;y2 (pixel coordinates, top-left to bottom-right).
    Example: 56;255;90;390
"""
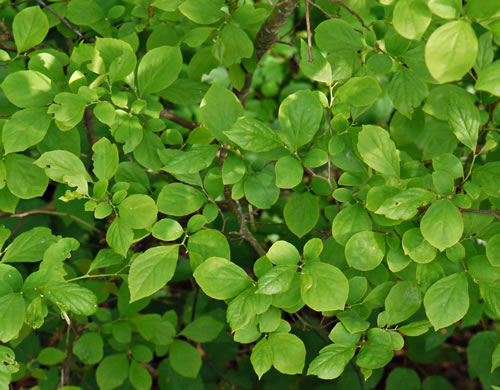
0;0;500;389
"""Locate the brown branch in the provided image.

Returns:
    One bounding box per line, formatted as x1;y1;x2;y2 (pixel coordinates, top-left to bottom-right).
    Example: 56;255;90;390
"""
160;109;197;130
84;108;97;148
459;208;500;221
236;0;301;104
325;0;371;31
224;188;266;257
34;0;85;40
308;0;335;18
305;0;313;62
1;206;104;234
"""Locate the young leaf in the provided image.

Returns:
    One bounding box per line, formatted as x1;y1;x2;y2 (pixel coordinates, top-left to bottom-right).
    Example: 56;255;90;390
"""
138;46;182;96
157;183;206;216
251;338;273;379
385;281;422;326
393;0;432;40
357;125;400;178
300;262;349;311
193;257;252;300
128;245;179;302
284;192;319;238
425;21;478;83
13;6;49;52
420;199;464;251
278;90;323;152
307;344;356;380
168;340;202;378
269;333;306;375
423;272;469;330
447;95;480;151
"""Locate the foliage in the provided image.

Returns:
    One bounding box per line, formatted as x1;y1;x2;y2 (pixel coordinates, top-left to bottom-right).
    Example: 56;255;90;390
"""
0;0;499;389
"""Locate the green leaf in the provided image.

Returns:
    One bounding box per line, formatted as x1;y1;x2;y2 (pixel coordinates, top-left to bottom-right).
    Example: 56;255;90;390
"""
1;70;56;108
356;342;394;369
424;272;469;330
475;60;500;97
129;360;152;390
345;231;386;271
278;90;323;152
157;183;206;216
48;93;86;131
315;19;363;53
95;38;137;83
3;107;51;154
393;0;432;40
267;241;301;266
66;0;104;25
152;219;184;242
486;234;500;267
92;137;119;181
386;368;421;390
73;332;103;365
13;6;49;52
180;316;225;343
5;154;49;199
37;347;67;366
275;156;303;189
336;76;382;107
421;199;464;251
428;0;461;19
388;67;428;118
193;257;252;300
268;333;306;375
106;217;134;257
159;145;219;175
244;170;280;209
402;228;436;264
96;354;129;390
138;46;182;96
217;23;254;66
43;283;98;316
227;288;257;331
35;150;91;195
299;40;333;84
357;125;400;178
284;192;319;238
128;245;179;302
251;338;273;379
0;265;22;296
332;204;372;246
187;229;231;262
225;118;281;152
200;83;243;143
118;194;157;230
178;0;224;24
447;95;480;151
307;344;356;380
3;227;55;263
385;281;422;326
0;293;25;342
258;265;297;295
300;262;349;311
169;340;202;378
425;21;478;83
222;154;246;185
375;188;434;220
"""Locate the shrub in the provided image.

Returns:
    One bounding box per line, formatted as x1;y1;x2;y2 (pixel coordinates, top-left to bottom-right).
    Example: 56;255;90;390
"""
0;0;499;389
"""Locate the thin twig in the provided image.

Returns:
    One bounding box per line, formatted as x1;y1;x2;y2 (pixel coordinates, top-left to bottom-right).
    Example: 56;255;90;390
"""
34;0;85;40
305;0;313;62
459;208;500;221
325;0;371;31
308;0;335;18
224;188;266;257
2;206;103;234
160;109;197;130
